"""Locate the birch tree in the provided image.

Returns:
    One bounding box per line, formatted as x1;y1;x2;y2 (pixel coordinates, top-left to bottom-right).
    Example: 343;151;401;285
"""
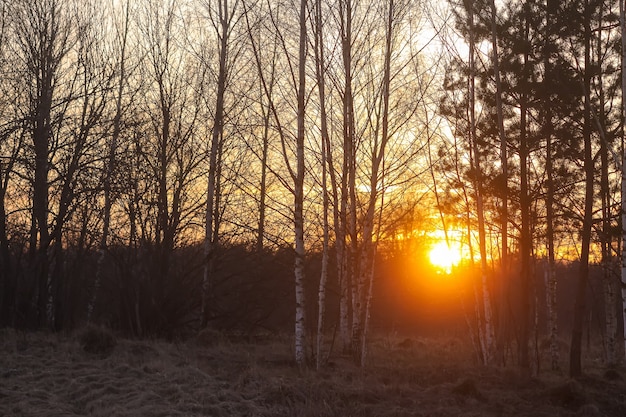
293;0;308;369
201;0;240;328
337;0;357;356
11;0;75;328
89;0;133;322
48;1;113;328
243;0;309;367
134;0;205;333
313;0;332;371
354;0;397;367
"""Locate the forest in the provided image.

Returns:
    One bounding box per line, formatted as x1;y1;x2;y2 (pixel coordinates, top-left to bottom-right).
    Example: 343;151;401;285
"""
1;0;626;385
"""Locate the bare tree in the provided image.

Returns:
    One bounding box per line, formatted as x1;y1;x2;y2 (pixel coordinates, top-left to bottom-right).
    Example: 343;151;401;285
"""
134;0;205;333
11;0;74;328
202;0;241;328
313;0;331;371
0;0;20;326
89;0;133;322
243;0;310;366
293;0;308;369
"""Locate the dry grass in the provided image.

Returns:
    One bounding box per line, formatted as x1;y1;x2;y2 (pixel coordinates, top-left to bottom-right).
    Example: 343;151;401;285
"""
1;330;625;416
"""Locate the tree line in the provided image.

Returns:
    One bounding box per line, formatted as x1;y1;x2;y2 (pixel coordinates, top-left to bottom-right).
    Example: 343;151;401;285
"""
0;0;625;376
441;0;626;377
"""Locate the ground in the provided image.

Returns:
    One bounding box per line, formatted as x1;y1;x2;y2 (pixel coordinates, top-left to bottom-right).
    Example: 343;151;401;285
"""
1;328;625;416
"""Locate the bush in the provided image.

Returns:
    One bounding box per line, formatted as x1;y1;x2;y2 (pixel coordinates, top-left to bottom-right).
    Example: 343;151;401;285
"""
78;325;117;356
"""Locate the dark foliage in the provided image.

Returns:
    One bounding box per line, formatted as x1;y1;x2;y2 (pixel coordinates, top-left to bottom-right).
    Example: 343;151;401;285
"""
78;324;117;356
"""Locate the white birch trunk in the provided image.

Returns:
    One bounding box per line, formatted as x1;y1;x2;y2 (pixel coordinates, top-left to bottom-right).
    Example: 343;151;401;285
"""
294;0;308;369
604;264;617;364
339;258;351;353
356;214;375;364
316;230;328;370
314;0;329;370
360;251;376;367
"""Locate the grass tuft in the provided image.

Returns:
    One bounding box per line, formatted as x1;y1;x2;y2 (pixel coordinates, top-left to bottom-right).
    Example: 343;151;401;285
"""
452;378;487;402
195;327;225;347
603;369;622;381
77;324;117;357
547;379;588;409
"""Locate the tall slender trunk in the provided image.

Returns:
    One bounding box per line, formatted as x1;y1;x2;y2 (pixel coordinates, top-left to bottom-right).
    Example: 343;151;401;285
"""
456;128;482;361
317;141;330;369
314;0;330;370
620;0;626;363
0;138;17;326
294;0;308;369
0;183;11;325
339;0;356;355
519;82;531;371
202;0;230;328
596;11;616;365
89;0;130;322
518;4;532;372
543;0;559;371
570;0;593;377
489;0;509;364
465;0;495;364
257;77;271;252
32;67;53;328
357;0;395;367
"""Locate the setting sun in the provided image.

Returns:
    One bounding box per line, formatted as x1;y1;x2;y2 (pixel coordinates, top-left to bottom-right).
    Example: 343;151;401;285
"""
429;241;462;273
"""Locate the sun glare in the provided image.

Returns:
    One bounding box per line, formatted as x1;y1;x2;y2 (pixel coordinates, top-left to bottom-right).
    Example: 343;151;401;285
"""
429;241;462;273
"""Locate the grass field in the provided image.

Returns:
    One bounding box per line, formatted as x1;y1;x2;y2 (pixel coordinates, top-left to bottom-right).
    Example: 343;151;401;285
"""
1;328;625;416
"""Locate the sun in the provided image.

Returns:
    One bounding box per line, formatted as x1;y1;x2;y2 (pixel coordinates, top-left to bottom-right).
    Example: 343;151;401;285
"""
429;241;462;273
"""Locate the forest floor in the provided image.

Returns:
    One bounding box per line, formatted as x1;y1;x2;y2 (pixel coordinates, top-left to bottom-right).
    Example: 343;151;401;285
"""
1;327;625;417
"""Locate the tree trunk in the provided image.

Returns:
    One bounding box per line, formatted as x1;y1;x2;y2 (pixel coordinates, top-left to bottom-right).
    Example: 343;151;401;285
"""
202;0;230;328
356;0;396;367
489;0;510;366
620;0;626;363
465;0;495;365
543;0;559;372
596;10;617;366
0;140;18;326
518;4;532;372
294;0;308;369
257;78;271;253
90;0;130;322
570;0;593;377
339;0;356;356
314;0;331;370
